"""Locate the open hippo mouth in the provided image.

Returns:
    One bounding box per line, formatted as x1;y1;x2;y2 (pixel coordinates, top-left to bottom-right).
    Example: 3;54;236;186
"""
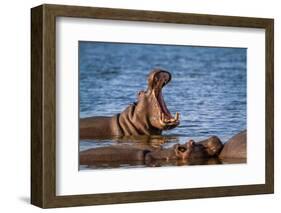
148;69;180;129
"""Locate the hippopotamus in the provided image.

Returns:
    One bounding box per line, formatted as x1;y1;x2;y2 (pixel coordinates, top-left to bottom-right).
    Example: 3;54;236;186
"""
80;69;180;139
146;130;246;165
80;130;247;168
219;130;246;159
167;136;223;160
145;140;210;166
79;136;223;167
143;143;191;167
180;132;246;161
79;143;190;166
183;132;246;161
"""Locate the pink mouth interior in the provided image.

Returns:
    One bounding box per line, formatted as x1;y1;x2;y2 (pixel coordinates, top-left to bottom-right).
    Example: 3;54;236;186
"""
157;90;173;119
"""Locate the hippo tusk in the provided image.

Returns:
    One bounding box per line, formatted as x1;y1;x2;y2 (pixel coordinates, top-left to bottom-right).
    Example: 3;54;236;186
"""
159;112;166;126
168;112;180;122
175;112;180;121
159;112;180;126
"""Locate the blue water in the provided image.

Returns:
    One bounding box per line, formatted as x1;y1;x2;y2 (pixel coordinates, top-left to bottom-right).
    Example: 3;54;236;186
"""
79;41;246;167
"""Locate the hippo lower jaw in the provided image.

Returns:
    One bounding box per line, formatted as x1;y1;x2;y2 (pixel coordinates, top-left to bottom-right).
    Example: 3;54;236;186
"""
159;111;180;129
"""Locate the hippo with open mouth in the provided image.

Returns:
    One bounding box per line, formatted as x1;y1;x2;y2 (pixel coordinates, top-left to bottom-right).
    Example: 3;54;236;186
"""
80;69;180;139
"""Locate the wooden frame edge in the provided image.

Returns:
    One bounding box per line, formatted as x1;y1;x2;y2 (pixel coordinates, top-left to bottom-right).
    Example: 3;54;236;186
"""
265;19;274;194
31;5;44;207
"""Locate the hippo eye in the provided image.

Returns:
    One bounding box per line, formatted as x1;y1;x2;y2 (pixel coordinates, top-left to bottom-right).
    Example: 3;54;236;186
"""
138;91;145;96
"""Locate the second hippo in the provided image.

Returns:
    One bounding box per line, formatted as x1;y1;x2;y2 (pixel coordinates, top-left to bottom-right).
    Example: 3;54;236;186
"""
80;136;223;167
219;130;247;159
80;143;191;166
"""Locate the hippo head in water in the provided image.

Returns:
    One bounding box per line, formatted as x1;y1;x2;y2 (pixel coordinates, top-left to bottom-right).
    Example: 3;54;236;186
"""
173;142;210;161
145;141;207;164
173;143;190;160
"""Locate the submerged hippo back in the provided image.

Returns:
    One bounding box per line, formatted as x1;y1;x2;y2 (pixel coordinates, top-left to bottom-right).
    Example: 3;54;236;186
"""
219;130;247;159
80;146;148;165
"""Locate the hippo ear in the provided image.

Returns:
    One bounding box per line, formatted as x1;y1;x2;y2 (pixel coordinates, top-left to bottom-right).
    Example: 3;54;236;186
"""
188;140;195;148
137;90;145;99
137;90;145;96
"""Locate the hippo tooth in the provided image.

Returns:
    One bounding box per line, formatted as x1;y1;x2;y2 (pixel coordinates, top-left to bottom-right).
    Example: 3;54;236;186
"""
159;113;166;126
169;117;175;122
175;112;179;121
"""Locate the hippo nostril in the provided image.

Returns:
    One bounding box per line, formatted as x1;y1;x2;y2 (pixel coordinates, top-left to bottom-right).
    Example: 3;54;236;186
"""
178;147;187;152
